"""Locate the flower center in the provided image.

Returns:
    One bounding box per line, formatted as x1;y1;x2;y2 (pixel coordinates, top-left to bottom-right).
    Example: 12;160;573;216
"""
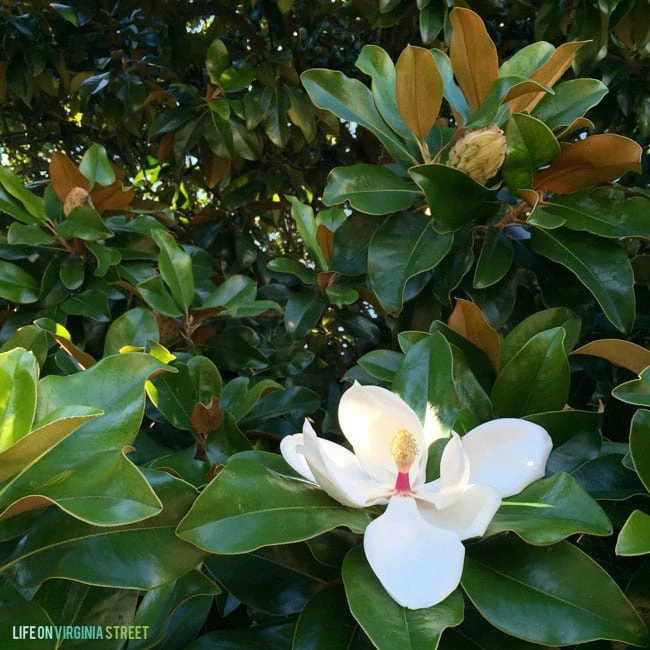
391;429;418;494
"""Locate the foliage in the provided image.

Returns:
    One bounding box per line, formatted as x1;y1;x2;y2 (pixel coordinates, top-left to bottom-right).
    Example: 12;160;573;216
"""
0;0;649;648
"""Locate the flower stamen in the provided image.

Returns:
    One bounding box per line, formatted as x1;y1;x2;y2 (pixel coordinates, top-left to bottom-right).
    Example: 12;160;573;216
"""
391;429;418;494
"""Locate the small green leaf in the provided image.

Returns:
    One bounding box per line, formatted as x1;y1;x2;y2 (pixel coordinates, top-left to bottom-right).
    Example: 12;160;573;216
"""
0;166;47;222
206;39;229;84
104;307;159;356
533;79;608;129
285;196;327;270
59;256;85;290
343;546;464;650
56;206;114;241
0;260;40;303
79;144;116;188
284;291;327;339
358;350;404;382
499;41;554;77
616;510;650;556
323;164;420;216
152;229;195;313
473;228;514;289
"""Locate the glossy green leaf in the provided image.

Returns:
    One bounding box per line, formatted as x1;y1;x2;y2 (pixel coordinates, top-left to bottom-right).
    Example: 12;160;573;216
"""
0;470;205;590
492;328;570;417
501;307;581;367
294;584;358;650
323;164;420;216
79;143;116;188
188;354;222;403
138;276;184;317
499;42;554;78
7;222;55;246
185;623;294;649
368;211;452;315
430;50;471;125
56;206;113;241
286;195;327;270
220;377;281;422
466;268;518;329
0;348;38;451
59;255;84;290
409;164;499;231
284;291;327;339
503;114;560;191
176;451;373;553
616;510;650;556
462;537;647;646
419;3;445;44
152;229;195;313
301;69;414;162
0;582;54;649
571;453;645;500
286;85;316;142
526;409;601;448
355;45;417;145
0;325;48;368
206;543;334;615
329;214;378;275
241;385;321;425
206;39;229;84
473;228;514;289
531;189;650;238
358;350;404;382
531;227;635;333
0;260;39;303
486;472;611;543
629;408;650;491
204;275;281;317
147;361;194;430
533;79;608;129
267;257;317;284
0;353;171;525
612;367;650;407
104;307;159;356
343;546;464;650
129;571;219;649
0;186;41;225
0;166;47;221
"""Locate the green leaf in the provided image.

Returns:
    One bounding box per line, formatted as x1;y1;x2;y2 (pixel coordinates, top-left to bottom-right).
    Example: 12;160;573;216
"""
56;206;114;241
0;186;40;225
462;537;647;646
0;348;38;451
241;385;321;425
323;164;420;216
533;79;608;129
59;255;84;290
531;227;635;333
612;367;650;407
129;571;219;650
147;361;194;431
301;69;414;162
152;229;195;313
79;144;116;188
0;166;47;222
629;408;650;491
7;222;55;246
358;350;404;382
185;623;295;649
430;50;471;125
329;214;378;275
285;196;327;270
419;3;445;44
409;164;499;231
0;325;48;368
206;39;229;84
486;472;611;544
0;353;171;525
188;354;222;403
368;211;452;315
202;275;281;317
138;276;183;317
503;114;560;191
473;228;514;289
531;189;650;239
343;546;464;650
286;85;316;142
294;585;358;650
267;257;317;284
176;452;373;553
499;42;555;77
220;377;281;422
393;333;462;430
616;510;650;556
206;543;334;615
501;307;581;367
0;470;205;590
355;45;418;146
284;291;327;339
492;328;570;417
104;307;159;356
0;260;40;303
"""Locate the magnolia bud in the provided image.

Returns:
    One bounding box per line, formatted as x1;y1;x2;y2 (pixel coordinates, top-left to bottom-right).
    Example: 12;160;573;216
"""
63;186;91;216
446;126;507;186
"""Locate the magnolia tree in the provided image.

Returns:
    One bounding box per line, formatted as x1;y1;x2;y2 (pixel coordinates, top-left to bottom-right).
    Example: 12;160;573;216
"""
0;1;649;649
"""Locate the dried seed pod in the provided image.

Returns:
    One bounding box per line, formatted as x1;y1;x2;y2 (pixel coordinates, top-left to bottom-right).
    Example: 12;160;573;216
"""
447;126;507;185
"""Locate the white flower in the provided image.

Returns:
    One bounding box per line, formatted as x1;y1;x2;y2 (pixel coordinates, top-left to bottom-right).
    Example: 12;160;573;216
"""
281;382;553;610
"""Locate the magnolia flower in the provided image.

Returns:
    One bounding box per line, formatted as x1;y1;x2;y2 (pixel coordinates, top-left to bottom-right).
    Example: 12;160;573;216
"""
281;382;552;610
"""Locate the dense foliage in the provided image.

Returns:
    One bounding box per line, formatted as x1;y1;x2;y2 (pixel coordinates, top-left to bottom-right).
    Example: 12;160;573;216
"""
0;0;649;648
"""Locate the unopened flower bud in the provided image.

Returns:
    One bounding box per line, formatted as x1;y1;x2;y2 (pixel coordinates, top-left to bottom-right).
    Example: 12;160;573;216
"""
63;186;90;216
447;126;507;185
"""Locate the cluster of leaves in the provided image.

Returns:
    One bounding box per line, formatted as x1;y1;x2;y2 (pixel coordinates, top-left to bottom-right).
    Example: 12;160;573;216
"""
0;0;648;649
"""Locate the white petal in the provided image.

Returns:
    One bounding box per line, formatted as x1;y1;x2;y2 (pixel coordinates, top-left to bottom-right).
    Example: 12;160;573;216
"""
414;433;470;509
423;403;445;446
338;382;426;486
301;420;390;508
280;433;317;482
417;485;501;540
461;419;553;497
363;496;465;610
